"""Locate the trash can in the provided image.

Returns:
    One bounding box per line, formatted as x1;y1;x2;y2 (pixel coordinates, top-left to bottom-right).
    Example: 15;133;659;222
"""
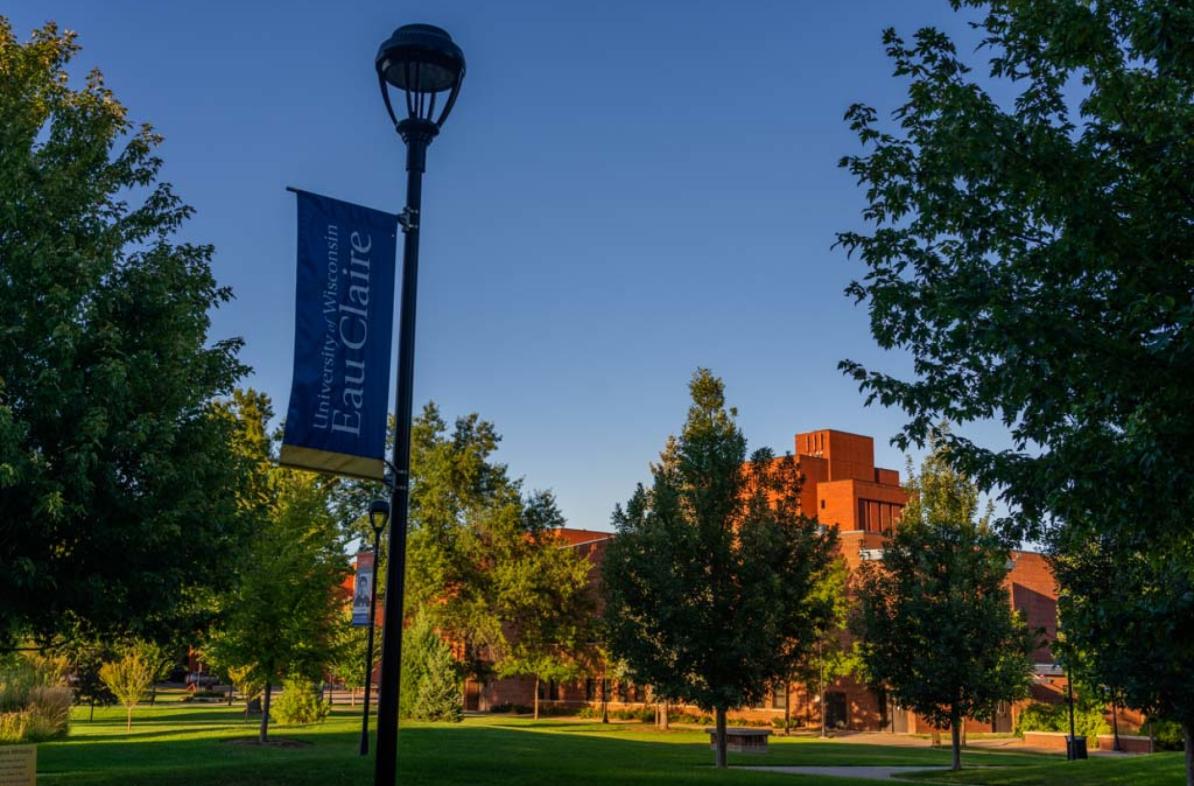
1066;735;1088;760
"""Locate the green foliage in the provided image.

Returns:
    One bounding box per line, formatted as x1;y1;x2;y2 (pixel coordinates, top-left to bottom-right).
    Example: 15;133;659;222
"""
98;648;156;730
337;404;598;685
1141;719;1186;752
0;19;249;647
853;438;1035;769
414;639;464;723
495;492;595;718
400;612;462;722
838;1;1194;776
1051;531;1194;744
0;654;71;742
327;610;370;697
602;369;838;766
1014;701;1108;739
203;390;348;742
272;678;329;726
793;557;859;731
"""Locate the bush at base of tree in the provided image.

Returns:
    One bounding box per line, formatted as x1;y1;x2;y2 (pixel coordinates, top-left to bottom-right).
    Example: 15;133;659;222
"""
272;678;329;725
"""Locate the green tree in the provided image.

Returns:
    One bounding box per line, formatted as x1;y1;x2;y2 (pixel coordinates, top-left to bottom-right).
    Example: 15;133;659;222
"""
795;557;858;737
205;391;348;745
0;20;249;647
602;369;837;767
414;638;464;723
98;648;156;730
838;3;1194;779
340;405;595;687
328;611;370;707
495;492;596;720
853;439;1034;770
1051;528;1194;763
400;612;462;722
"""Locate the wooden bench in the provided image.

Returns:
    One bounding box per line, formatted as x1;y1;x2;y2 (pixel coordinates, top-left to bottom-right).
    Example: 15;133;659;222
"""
706;728;771;754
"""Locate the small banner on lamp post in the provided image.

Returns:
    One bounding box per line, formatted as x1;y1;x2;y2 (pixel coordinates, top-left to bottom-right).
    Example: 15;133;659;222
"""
351;550;375;627
280;189;397;481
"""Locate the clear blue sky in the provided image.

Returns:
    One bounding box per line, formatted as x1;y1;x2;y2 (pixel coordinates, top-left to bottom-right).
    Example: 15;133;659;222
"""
12;0;1013;531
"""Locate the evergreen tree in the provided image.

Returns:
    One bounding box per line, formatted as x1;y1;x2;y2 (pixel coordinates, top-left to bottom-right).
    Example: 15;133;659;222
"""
0;19;249;647
400;612;462;722
415;639;464;723
603;369;837;767
853;437;1035;770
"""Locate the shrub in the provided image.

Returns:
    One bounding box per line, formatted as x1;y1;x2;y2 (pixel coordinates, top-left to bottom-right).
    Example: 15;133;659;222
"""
272;678;329;725
489;703;532;714
0;653;72;742
576;706;601;719
1141;719;1186;751
1014;701;1109;738
412;641;462;723
0;713;28;743
26;687;71;741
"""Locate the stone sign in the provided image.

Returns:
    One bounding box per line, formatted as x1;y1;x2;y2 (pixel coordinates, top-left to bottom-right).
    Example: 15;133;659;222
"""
0;745;35;786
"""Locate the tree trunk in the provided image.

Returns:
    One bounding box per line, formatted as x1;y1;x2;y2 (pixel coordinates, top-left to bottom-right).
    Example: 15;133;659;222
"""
126;705;132;731
601;675;609;724
89;700;95;722
351;687;356;707
259;682;273;744
714;706;728;768
819;662;827;738
783;680;791;735
533;676;540;720
150;685;157;705
1183;723;1193;786
660;701;668;730
1111;697;1120;752
950;708;962;771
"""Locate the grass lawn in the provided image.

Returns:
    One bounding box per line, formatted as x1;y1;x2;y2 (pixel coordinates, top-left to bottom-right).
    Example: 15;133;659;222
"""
29;700;1181;785
908;753;1188;785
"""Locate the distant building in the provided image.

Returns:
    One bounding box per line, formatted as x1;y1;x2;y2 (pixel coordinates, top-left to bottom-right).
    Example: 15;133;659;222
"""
470;428;1063;733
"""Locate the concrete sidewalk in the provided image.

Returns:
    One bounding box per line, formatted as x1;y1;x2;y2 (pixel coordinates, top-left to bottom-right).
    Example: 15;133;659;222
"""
739;765;950;781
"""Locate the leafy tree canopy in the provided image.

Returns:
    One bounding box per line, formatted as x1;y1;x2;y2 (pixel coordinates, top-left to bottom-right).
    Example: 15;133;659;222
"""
838;0;1194;546
0;19;248;646
204;391;348;744
602;369;837;766
853;437;1034;769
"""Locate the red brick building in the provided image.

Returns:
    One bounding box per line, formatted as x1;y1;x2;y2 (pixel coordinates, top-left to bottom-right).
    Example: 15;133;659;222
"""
472;428;1062;732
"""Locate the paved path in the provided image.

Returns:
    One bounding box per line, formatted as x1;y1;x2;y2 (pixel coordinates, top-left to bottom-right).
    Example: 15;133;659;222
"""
739;765;950;782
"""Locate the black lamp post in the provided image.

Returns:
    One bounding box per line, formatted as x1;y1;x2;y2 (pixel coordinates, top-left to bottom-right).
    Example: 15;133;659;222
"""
372;23;465;786
359;498;390;756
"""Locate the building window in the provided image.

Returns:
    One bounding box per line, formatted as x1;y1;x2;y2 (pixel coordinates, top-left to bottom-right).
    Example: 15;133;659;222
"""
538;680;559;701
585;679;596;701
773;686;788;710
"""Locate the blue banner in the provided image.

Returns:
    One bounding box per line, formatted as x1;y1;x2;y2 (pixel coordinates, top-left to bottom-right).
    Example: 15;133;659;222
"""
280;190;397;481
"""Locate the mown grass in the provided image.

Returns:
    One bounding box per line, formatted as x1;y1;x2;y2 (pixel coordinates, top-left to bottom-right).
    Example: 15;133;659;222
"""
24;701;1179;785
909;752;1187;785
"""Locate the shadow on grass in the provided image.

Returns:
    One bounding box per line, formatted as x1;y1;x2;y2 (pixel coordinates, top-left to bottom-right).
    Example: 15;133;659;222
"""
40;718;1072;786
